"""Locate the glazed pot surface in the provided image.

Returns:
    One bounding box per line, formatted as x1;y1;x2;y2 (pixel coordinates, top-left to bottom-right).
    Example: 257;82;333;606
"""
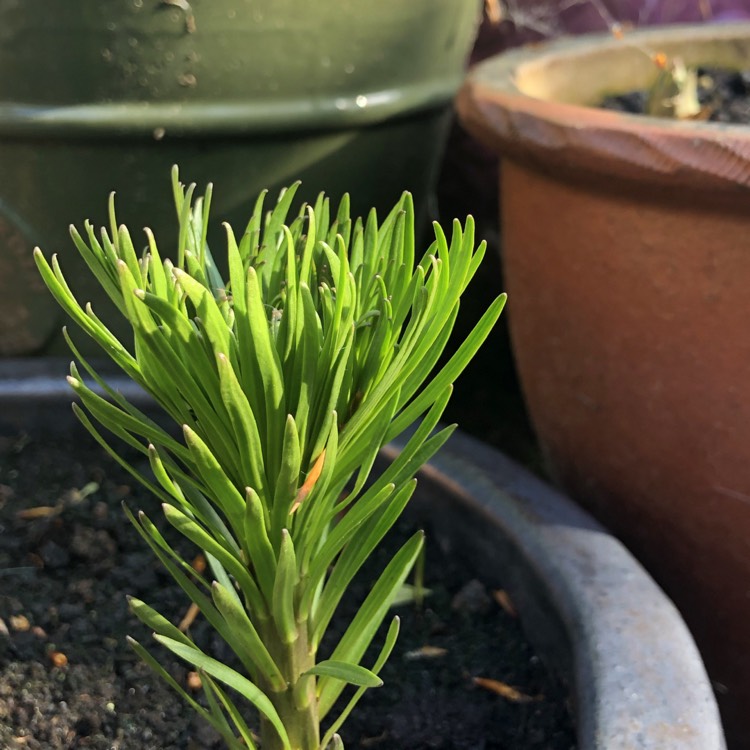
0;0;482;355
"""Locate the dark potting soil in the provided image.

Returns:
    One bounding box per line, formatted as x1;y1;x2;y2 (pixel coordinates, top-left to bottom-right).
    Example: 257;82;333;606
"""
600;65;750;123
0;427;575;750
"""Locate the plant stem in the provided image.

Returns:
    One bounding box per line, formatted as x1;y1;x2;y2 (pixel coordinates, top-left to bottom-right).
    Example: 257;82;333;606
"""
261;622;320;750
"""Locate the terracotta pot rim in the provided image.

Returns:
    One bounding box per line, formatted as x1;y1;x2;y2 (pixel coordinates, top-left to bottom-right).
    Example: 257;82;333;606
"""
457;22;750;192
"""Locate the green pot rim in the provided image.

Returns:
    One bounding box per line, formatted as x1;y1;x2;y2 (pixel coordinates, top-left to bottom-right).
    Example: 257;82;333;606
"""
0;78;461;139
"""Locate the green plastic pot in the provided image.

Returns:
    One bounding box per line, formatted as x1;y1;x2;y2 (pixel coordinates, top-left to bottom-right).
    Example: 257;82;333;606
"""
0;0;481;355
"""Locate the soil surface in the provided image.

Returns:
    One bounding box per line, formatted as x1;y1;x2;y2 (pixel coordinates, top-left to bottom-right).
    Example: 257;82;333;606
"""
600;65;750;123
0;426;575;749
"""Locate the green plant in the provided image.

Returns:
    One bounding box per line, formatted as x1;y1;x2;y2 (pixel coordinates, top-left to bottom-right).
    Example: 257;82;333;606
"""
604;23;702;120
34;168;505;750
645;52;701;119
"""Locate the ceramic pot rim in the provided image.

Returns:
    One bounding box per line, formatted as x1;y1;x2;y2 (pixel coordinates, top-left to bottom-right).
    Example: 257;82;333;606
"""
0;79;459;139
0;358;727;750
392;428;726;750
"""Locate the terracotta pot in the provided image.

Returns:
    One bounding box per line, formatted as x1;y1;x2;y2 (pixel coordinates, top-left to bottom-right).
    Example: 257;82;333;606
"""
457;22;750;747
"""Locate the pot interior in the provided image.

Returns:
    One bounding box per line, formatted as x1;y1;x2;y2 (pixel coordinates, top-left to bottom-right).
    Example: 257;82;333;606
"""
510;25;750;105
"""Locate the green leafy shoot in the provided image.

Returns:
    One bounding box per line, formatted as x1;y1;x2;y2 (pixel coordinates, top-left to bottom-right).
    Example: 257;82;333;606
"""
34;166;505;750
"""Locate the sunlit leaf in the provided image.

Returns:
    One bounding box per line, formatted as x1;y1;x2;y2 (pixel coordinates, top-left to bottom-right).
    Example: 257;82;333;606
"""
36;173;503;750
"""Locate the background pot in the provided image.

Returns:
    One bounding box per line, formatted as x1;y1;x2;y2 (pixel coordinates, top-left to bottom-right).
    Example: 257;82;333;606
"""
0;0;480;355
439;1;750;253
0;358;726;749
457;22;750;747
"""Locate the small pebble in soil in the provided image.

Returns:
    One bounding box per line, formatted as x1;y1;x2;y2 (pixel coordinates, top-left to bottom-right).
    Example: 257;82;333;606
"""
451;579;492;615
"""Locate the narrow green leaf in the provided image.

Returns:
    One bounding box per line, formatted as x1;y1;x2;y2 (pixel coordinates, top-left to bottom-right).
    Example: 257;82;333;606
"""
292;417;340;572
201;677;242;747
70;224;125;314
246;266;286;476
276;226;298;362
260;182;300;282
143;227;169;298
71;405;171;506
211;582;286;691
63;337;183;453
271;415;301;543
67;374;190;462
216;352;267;500
127;597;193;647
319;618;400;736
153;635;291;750
162;504;266;616
302;660;382;688
172;267;231;356
311;479;417;647
123;506;256;674
240;188;267;264
183;425;245;533
147;445;191;506
107;191;120;254
362;429;456;515
126;637;245;750
272;529;299;645
176;182;197;268
387;295;506;440
348;386;452;501
148;445;239;553
317;532;423;715
298;205;317;287
203;676;260;750
244;486;277;604
290;283;322;453
117;224;144;286
206;553;240;610
133;287;196;345
341;385;401;499
300;482;396;619
225;222;246;314
199;182;213;270
33;249;130;359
